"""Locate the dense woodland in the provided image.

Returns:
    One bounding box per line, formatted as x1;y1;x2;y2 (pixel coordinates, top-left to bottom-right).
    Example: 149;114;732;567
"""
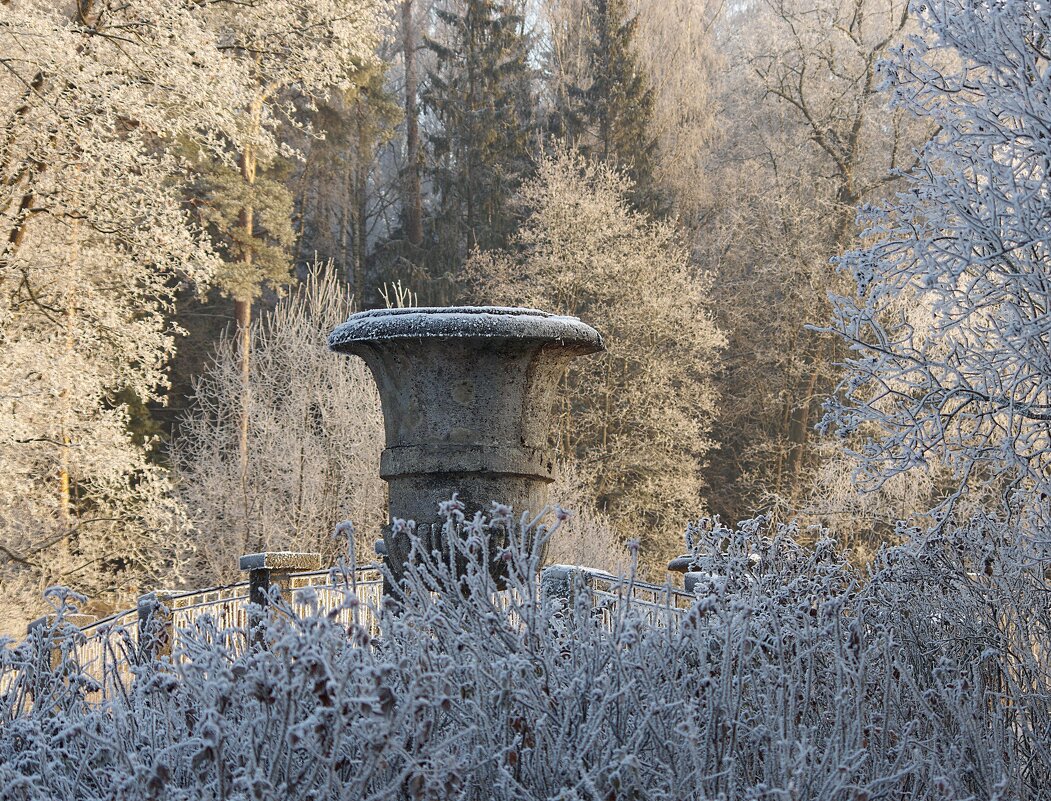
0;0;1048;635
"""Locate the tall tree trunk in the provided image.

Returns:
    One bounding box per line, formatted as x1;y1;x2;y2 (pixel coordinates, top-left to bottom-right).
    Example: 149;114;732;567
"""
293;152;314;269
402;0;424;248
786;358;821;498
56;210;84;578
233;292;257;567
340;162;351;286
236;140;257;475
598;0;612;162
234;293;252;459
59;295;74;533
352;161;368;301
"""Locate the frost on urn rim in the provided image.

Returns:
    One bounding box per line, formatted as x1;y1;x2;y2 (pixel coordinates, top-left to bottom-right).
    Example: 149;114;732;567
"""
327;306;604;352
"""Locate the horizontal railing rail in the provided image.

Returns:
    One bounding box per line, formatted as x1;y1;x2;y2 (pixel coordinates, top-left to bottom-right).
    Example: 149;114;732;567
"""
17;560;693;703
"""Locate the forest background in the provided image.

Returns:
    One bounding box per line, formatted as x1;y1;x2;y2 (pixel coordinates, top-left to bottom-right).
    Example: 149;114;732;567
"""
0;0;1016;632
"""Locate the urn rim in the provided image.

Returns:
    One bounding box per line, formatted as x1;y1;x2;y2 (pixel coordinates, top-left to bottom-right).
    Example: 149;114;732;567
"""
328;306;604;353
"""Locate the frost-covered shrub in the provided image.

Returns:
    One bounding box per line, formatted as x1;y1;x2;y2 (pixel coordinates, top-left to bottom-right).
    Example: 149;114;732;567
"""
466;147;724;569
826;0;1051;527
1;505;1048;800
173;269;385;582
544;461;625;574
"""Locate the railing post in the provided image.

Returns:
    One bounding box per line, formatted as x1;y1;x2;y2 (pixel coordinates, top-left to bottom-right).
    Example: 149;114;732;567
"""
25;613;95;702
540;564;587;612
683;572;704;595
137;591;176;662
239;552;322;640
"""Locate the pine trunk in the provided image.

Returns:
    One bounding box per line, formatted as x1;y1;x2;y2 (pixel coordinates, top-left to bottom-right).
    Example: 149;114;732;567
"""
236;139;257;475
340;164;351;286
234;296;252;473
352;161;367;301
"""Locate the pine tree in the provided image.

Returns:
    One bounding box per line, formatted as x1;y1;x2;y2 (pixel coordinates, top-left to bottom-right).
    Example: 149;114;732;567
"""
422;0;535;270
293;65;399;302
193;158;296;306
551;0;661;212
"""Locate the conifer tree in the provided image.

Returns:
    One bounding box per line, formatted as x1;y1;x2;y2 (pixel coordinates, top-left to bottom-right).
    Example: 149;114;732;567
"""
194;162;296;306
295;66;400;300
551;0;660;212
422;0;535;270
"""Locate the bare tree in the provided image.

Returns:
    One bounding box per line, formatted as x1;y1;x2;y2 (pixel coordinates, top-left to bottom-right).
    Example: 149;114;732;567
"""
545;461;626;572
174;268;385;582
825;0;1051;530
701;0;924;529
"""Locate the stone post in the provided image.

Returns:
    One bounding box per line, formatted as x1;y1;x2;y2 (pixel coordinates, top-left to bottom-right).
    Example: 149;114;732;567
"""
328;307;603;588
239;552;322;637
137;591;176;662
540;564;587;612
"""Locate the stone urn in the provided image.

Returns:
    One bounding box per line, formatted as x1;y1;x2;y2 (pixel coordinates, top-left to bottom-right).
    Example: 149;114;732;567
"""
328;306;603;587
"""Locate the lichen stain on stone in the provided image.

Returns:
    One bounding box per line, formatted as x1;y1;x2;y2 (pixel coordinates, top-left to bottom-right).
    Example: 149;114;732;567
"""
401;395;422;434
448;427;473;443
452;381;474;405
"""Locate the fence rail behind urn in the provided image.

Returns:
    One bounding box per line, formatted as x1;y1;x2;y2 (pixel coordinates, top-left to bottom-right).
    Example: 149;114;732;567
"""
18;560;690;703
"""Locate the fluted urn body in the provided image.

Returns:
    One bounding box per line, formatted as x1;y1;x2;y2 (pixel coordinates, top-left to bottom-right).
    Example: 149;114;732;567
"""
328;306;603;586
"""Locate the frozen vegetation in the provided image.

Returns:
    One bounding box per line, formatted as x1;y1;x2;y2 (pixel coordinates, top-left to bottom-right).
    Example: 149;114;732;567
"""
1;0;1050;797
1;506;1048;800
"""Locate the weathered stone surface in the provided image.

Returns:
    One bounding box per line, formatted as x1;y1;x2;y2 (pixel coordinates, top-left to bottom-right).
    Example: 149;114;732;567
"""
666;554;699;574
328;306;603;587
238;552;323;572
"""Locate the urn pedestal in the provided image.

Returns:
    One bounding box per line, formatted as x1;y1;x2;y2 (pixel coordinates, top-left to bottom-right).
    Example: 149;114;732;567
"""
328;306;603;586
